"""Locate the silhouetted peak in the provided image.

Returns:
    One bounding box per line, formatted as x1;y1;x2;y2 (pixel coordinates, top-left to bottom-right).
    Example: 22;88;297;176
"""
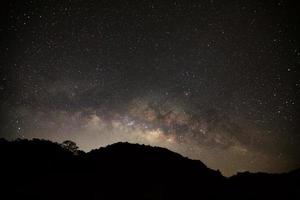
88;142;205;164
90;142;186;159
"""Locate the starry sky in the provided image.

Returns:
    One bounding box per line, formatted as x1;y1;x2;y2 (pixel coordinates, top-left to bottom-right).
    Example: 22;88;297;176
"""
0;0;299;176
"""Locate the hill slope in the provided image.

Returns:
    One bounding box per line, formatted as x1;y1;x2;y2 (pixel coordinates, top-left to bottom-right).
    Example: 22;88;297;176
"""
0;139;299;199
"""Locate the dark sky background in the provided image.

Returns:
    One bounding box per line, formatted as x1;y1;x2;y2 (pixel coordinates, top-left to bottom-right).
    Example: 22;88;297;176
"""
0;0;299;176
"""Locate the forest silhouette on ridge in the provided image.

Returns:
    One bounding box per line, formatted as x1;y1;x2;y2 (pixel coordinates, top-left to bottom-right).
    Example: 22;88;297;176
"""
0;138;299;200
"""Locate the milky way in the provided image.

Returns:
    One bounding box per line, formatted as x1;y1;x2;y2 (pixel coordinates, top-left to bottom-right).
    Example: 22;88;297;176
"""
0;0;300;176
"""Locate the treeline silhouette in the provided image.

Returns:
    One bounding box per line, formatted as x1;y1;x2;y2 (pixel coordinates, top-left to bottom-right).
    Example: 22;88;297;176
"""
0;138;299;200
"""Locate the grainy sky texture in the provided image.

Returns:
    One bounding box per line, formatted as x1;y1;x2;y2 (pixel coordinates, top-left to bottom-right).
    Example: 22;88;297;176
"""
0;0;299;176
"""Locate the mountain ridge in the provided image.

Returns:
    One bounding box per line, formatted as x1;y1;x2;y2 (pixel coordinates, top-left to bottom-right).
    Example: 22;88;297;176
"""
0;138;299;199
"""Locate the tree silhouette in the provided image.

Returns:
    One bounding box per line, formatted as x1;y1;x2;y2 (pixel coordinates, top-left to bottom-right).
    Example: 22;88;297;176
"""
61;140;78;154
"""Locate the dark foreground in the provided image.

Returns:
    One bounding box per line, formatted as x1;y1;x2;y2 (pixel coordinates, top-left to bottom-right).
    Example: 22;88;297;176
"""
0;139;299;200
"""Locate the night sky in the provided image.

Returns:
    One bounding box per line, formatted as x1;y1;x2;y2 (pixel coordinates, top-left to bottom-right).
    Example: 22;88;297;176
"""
0;0;299;176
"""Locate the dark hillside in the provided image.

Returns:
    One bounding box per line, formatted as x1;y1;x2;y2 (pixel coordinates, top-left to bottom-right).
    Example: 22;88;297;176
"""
0;139;299;200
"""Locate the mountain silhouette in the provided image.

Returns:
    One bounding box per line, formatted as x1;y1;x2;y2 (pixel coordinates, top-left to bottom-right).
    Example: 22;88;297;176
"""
0;138;299;200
